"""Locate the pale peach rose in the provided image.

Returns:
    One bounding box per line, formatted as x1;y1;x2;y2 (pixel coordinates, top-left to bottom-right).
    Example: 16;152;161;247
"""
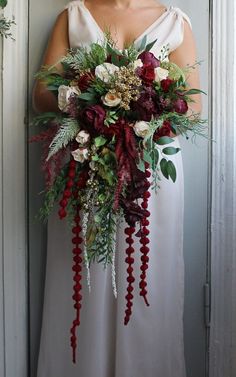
75;130;90;145
71;147;89;163
102;92;121;107
95;63;119;83
133;121;150;138
58;85;81;112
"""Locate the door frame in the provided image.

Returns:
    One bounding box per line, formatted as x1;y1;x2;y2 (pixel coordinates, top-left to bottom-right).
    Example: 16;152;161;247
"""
209;0;236;376
0;0;29;376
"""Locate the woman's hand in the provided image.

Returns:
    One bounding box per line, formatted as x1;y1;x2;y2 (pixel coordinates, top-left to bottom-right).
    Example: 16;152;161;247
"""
32;10;69;113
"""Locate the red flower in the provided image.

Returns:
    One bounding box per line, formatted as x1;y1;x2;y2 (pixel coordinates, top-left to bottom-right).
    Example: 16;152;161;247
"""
77;72;94;91
161;78;174;92
82;105;106;132
138;64;155;85
138;51;160;68
153;120;172;140
173;98;188;114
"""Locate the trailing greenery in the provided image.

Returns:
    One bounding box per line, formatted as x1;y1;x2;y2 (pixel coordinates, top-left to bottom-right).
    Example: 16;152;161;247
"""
47;118;80;161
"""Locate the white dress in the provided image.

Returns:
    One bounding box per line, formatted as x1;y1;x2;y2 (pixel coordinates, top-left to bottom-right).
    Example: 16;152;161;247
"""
37;2;192;377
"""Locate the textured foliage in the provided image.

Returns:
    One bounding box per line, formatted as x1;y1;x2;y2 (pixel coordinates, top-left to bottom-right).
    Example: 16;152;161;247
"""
47;118;80;161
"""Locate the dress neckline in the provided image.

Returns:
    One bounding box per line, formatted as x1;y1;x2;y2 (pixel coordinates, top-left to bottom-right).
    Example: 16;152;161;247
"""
79;0;173;49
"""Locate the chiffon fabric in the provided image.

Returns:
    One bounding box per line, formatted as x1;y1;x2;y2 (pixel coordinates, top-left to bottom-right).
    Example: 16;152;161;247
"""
36;2;192;376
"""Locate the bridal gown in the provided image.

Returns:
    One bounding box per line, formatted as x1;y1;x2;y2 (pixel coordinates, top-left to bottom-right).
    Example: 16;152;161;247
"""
36;2;192;377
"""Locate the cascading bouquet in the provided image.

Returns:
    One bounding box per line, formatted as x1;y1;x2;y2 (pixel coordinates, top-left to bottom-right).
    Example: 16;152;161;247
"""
30;35;206;363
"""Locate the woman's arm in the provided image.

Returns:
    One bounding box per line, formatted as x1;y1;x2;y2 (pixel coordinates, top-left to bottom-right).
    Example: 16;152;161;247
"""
32;10;69;113
169;19;202;116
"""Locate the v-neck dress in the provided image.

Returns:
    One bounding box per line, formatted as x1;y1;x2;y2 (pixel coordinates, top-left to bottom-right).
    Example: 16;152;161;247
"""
36;2;192;377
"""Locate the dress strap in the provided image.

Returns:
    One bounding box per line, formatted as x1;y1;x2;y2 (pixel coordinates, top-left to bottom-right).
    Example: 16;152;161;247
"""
169;6;192;29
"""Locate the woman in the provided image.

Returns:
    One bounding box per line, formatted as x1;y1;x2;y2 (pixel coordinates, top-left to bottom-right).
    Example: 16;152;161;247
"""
33;1;202;377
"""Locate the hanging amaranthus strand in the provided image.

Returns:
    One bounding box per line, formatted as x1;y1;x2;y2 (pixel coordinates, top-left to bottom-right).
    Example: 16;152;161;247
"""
58;159;76;219
139;163;151;306
70;205;83;364
124;226;135;325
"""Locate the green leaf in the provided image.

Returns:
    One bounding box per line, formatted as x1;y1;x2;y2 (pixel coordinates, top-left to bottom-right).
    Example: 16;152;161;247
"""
155;136;174;145
0;0;7;8
143;149;152;165
138;35;147;51
160;158;169;180
137;158;145;172
79;92;96;101
185;88;207;96
145;39;158;52
94;136;107;148
150;148;159;169
167;160;177;182
162;147;181;155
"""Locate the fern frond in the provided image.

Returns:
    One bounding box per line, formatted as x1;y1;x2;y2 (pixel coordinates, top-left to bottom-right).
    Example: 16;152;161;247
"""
46;118;80;161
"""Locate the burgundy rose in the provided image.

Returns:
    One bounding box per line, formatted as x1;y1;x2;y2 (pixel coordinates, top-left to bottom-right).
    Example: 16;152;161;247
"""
153;120;172;141
173;98;188;114
138;51;160;68
82;105;106;132
120;198;149;226
78;72;94;91
161;78;174;92
136;64;155;85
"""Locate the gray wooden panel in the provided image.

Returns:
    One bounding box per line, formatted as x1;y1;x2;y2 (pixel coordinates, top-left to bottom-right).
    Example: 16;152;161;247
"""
0;31;6;377
0;1;29;376
164;1;209;376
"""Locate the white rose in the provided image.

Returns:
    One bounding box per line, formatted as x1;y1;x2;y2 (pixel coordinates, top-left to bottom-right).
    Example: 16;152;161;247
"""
95;63;119;83
58;85;81;112
102;92;121;107
71;147;89;163
154;67;169;82
133;59;143;69
133;121;150;138
75;130;90;145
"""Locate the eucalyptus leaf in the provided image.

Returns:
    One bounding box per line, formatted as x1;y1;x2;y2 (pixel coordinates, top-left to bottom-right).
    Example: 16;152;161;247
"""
155;136;174;145
160;158;169;180
143;150;152;165
167;160;177;182
151;148;159;169
137;158;145;172
162;147;181;155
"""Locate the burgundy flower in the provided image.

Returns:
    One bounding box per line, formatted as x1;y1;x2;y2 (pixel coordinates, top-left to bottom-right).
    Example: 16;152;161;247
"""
132;86;159;120
77;72;94;91
158;95;173;112
67;95;80;118
173;98;188;114
138;51;160;68
82;105;106;133
136;64;155;85
161;78;174;92
153;120;172;141
102;118;124;138
120;198;149;227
